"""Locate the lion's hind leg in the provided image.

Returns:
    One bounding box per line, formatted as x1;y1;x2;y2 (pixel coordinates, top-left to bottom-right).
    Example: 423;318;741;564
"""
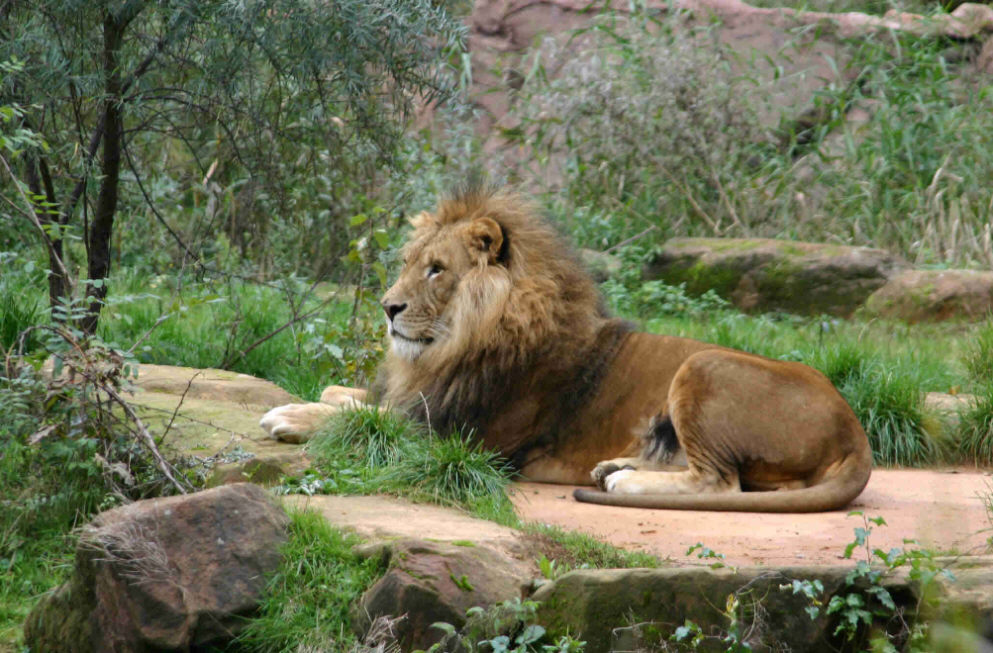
602;467;739;495
591;414;688;489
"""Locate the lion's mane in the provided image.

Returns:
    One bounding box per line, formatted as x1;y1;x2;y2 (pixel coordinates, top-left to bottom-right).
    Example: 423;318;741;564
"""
380;186;632;457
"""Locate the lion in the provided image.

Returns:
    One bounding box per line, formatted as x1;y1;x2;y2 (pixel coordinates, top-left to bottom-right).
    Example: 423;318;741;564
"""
260;185;872;512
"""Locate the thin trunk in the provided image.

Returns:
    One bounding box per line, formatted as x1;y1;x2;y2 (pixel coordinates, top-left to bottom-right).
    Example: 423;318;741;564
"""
23;156;70;312
81;13;126;335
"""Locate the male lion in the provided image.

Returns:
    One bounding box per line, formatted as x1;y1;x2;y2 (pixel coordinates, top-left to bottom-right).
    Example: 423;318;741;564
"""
260;186;872;512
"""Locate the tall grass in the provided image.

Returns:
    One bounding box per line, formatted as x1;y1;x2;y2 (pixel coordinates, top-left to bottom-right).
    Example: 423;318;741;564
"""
958;386;993;464
519;11;993;268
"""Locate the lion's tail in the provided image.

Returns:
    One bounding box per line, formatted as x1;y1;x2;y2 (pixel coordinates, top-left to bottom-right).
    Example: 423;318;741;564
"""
572;452;872;513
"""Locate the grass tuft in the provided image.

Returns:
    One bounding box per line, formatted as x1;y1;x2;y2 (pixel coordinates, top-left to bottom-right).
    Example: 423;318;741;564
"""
303;408;518;525
230;509;385;652
962;319;993;389
382;432;517;524
813;344;935;466
522;522;661;571
957;385;993;465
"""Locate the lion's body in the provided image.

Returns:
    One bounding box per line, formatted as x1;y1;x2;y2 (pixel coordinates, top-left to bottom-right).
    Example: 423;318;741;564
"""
261;186;872;512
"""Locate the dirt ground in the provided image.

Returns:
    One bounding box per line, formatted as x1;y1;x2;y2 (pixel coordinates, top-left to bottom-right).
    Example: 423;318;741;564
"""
511;469;993;567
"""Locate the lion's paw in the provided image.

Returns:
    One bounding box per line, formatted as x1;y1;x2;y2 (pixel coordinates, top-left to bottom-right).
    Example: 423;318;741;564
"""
259;403;339;444
603;468;646;494
592;460;636;491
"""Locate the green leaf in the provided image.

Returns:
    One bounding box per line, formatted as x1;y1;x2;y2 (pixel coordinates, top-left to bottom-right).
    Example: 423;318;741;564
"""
350;213;368;227
373;228;389;249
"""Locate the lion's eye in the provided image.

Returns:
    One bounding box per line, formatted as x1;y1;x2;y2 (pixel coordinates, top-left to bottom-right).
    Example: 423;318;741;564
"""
427;263;445;279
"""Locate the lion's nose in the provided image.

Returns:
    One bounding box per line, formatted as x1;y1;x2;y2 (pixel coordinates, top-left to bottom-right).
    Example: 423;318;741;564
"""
383;302;407;321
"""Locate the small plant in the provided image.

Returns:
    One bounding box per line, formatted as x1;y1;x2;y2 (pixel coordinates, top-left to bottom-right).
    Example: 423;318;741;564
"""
422;598;585;653
796;512;953;651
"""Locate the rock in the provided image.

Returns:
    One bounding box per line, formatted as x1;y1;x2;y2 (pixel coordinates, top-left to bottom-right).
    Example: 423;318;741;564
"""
121;363;310;488
353;539;535;651
282;494;524;548
24;483;288;652
644;237;907;316
579;248;622;282
285;494;539;650
863;269;993;322
533;566;854;652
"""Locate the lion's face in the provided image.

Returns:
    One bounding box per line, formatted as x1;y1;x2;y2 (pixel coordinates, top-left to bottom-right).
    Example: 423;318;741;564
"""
381;215;508;361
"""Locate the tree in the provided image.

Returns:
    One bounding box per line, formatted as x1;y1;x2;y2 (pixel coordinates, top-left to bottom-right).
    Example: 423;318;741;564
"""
0;0;464;333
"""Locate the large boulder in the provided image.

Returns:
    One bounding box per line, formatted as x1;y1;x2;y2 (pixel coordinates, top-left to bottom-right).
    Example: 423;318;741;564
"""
863;269;993;322
644;237;907;316
353;539;535;651
24;483;288;652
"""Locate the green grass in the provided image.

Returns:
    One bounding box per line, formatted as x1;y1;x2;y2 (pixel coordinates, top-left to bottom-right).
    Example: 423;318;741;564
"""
300;407;519;525
524;11;993;270
0;435;98;647
226;509;385;652
957;385;993;464
522;522;662;571
962;319;993;390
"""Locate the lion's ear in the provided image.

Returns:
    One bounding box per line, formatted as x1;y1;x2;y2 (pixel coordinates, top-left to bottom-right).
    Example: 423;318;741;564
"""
409;211;437;229
466;217;505;264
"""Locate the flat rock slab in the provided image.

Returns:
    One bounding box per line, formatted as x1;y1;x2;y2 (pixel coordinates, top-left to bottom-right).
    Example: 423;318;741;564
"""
124;363;308;484
282;494;522;548
512;469;992;567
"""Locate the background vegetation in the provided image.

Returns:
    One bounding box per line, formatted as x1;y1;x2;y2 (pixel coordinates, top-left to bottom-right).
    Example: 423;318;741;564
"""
2;0;993;649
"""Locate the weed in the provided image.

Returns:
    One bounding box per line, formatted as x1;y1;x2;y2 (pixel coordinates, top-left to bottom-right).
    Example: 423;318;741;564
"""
803;512;952;651
422;598;586;653
956;385;993;464
229;509;386;652
962;319;993;389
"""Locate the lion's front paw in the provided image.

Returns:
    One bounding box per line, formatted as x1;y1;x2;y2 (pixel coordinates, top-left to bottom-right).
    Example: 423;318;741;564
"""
592;460;636;491
259;403;339;444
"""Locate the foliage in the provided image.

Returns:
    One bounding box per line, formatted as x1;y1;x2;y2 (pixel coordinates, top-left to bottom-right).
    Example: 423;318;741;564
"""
962;319;993;389
516;10;993;268
602;256;731;319
804;512;951;652
228;509;386;652
956;385;993;464
516;12;766;249
421;599;586;653
0;309;201;644
279;407;519;524
0;0;466;330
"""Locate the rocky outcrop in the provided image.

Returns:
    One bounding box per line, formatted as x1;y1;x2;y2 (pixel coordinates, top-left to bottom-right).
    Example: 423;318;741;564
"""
284;494;538;650
353;539;535;651
24;483;288;652
533;563;993;653
120;363;310;486
863;269;993;322
644;237;906;316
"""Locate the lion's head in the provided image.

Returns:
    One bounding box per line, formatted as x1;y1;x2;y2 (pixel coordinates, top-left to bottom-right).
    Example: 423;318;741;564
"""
378;185;627;448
